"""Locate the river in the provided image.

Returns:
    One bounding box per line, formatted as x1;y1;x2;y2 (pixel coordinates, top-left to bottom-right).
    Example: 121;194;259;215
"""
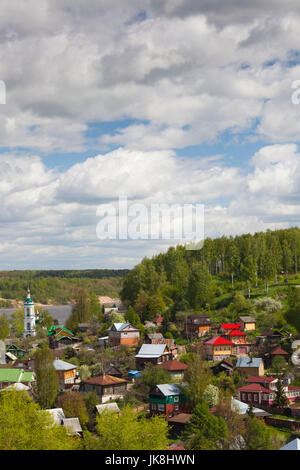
0;305;73;325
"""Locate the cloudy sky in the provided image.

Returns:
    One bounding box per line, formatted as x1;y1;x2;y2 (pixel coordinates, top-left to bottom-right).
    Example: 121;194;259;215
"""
1;0;300;269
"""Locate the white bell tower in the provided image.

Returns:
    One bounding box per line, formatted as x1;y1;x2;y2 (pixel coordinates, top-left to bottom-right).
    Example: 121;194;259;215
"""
23;288;36;337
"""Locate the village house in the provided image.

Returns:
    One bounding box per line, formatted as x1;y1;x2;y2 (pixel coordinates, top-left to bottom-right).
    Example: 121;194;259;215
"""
149;383;186;419
236;357;265;377
238;376;300;406
219;323;242;336
48;325;78;350
211;359;234;376
80;374;128;403
158;359;188;381
144;334;178;358
96;402;120;415
152;315;163;326
239;316;256;332
103;364;123;378
53;359;78;389
6;344;26;359
186;314;212;338
108;323;140;348
204;336;234;361
135;343;172;370
227;330;251;356
0;368;35;390
257;329;283;347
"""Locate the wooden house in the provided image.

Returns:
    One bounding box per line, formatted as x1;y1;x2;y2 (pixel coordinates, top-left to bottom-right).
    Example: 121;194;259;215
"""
204;336;234;361
238;376;300;406
6;344;26;358
108;323;140;348
236;357;264;377
239;316;256;332
158;359;188;381
135;343;172;370
48;326;78;350
211;359;234;376
80;374;128;403
149;383;186;419
53;359;78;389
186;314;211;338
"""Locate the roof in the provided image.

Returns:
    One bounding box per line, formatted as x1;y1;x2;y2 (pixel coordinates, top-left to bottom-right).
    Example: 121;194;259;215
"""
136;343;166;358
111;322;130;331
96;402;120;414
239;316;255;323
62;417;82;435
238;383;272;394
45;408;65;425
167;413;192;424
236;357;262;368
160;360;188;371
221;323;241;329
151;383;183;396
147;333;164;341
280;438;300;450
6;352;17;361
153;315;163;322
0;382;30;392
204;336;234;346
229;330;246;336
83;374;127;386
53;359;77;371
270;346;289;355
0;368;34;383
231;398;271;417
260;329;282;337
246;376;277;384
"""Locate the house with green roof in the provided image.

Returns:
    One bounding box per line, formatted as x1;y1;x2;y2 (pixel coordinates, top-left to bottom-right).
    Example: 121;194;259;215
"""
48;325;78;350
0;368;35;390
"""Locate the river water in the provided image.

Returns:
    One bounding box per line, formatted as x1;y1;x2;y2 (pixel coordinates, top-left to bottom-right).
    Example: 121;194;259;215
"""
0;305;73;326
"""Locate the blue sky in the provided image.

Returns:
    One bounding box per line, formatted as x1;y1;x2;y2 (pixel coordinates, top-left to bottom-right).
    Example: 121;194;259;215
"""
0;0;300;269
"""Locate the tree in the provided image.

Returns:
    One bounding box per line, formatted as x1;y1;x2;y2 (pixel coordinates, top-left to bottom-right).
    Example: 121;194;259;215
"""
270;355;287;377
183;354;212;407
244;416;272;450
84;405;168;450
215;394;247;450
79;364;91;381
185;402;228;450
203;384;219;408
34;347;59;409
272;378;288;408
0;390;80;450
10;309;24;337
56;391;89;427
0;313;10;340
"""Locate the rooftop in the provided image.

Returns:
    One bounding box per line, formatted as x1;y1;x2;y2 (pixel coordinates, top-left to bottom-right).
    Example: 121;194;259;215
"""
83;374;127;386
160;360;188;371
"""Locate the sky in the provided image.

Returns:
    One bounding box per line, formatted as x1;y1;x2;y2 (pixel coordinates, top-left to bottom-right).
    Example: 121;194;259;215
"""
1;1;300;269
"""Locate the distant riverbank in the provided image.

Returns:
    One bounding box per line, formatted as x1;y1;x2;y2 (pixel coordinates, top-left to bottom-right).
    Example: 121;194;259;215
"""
0;305;73;325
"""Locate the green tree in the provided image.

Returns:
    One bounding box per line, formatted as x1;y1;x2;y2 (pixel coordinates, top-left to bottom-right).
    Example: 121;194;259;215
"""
0;390;80;450
84;405;168;450
10;309;24;337
0;313;10;340
183;354;212;407
272;378;289;408
244;416;272;450
185;402;228;450
56;391;89;427
34;347;59;409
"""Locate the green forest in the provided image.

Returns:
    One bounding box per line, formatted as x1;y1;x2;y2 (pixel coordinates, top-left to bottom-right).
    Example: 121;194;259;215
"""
0;269;127;305
121;227;300;334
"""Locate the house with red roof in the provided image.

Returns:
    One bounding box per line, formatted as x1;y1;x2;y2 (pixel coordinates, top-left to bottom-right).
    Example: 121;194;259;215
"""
228;330;251;356
238;376;300;406
204;336;234;361
219;323;242;336
264;346;290;367
158;359;188;381
152;315;163;325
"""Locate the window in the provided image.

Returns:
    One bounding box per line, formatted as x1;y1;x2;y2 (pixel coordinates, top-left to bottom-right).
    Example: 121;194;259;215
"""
174;396;179;403
27;323;30;330
248;394;252;401
254;394;258;401
151;403;156;410
174;404;179;411
242;393;246;400
158;404;165;412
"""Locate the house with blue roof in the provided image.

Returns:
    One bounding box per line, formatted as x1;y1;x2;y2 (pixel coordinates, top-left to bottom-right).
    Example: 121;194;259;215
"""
236;357;264;377
135;343;172;370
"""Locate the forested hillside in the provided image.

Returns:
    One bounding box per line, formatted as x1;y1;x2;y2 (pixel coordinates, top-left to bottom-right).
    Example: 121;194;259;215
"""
121;227;300;333
0;270;127;305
